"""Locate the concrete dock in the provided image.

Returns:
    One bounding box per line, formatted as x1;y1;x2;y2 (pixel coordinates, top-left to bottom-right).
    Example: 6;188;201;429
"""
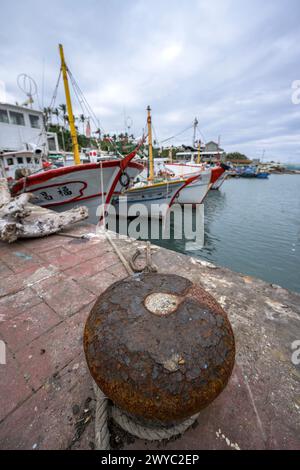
0;224;299;450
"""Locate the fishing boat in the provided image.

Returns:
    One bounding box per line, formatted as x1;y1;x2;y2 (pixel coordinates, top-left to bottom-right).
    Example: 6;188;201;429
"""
237;166;269;178
165;162;228;202
164;121;229;193
12;156;144;215
256;171;269;179
0;149;43;180
117;173;202;217
238;166;256;177
120;108;229;212
163;136;229;199
211;170;228;189
11;45;144;222
113;106;204;217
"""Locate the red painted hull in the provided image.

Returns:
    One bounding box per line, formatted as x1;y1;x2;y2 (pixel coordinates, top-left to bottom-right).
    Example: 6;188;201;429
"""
11;152;144;222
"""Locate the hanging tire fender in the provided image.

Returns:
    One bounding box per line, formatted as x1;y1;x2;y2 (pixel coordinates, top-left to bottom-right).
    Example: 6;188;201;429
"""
119;170;130;188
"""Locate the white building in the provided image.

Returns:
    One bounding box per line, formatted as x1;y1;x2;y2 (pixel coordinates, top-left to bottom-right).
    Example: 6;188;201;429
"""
0;102;58;153
0;102;60;180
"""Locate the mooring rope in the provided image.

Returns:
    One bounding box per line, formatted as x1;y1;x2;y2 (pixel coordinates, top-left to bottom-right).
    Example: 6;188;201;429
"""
111;407;200;442
93;382;110;450
92;230;199;449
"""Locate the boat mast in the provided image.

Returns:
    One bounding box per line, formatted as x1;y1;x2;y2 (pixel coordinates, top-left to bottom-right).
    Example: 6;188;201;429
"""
193;117;198;147
197;141;201;164
147;105;154;182
58;44;80;165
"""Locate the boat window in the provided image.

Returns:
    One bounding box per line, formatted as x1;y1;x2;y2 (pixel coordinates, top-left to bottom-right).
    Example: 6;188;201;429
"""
34;158;39;164
6;158;13;165
9;111;25;126
17;157;24;164
29;114;40;129
26;157;32;164
0;109;9;123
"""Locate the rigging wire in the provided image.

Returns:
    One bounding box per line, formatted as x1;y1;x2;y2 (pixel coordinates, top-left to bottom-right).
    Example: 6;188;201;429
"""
48;70;62;114
151;123;160;147
46;65;146;158
68;69;102;132
40;70;62;153
196;125;206;144
159;124;194;144
67;68;128;157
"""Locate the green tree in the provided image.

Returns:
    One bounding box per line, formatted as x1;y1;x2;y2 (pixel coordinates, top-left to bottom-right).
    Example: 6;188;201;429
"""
226;152;249;161
52;108;59;125
79;114;86;134
43;107;52;127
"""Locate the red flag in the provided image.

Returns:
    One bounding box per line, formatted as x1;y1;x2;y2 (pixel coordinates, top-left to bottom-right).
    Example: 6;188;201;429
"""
86;119;91;138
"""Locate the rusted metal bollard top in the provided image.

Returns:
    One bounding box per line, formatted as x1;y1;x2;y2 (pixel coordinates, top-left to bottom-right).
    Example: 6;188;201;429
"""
84;273;235;425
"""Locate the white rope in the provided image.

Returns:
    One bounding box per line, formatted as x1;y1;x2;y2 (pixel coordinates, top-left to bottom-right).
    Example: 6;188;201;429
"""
104;229;133;276
93;382;110;450
93;379;199;447
111;407;199;441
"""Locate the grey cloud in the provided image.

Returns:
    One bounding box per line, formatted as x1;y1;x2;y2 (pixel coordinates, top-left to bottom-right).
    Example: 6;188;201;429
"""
0;0;299;162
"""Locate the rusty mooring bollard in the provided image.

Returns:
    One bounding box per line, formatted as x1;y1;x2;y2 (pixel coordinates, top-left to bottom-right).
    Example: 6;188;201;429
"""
84;273;235;426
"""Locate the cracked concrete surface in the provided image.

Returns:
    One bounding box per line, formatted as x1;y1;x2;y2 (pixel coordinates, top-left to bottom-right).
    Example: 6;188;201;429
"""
0;225;299;449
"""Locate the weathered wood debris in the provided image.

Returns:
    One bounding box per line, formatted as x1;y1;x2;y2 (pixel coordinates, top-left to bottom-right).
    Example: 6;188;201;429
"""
0;178;88;243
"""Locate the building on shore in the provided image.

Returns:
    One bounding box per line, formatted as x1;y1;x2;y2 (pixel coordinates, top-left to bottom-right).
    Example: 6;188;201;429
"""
175;140;226;163
0;102;59;154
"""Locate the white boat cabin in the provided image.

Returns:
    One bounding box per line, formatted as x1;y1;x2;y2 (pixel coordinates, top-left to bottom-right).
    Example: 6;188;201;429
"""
0;150;43;180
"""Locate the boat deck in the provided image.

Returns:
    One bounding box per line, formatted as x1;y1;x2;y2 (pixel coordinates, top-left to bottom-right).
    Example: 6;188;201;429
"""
0;224;299;450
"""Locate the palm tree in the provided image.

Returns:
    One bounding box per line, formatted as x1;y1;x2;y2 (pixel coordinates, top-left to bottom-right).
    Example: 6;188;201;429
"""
59;104;67;129
79;114;86;134
59;103;66;114
52;108;59;125
43;107;52;127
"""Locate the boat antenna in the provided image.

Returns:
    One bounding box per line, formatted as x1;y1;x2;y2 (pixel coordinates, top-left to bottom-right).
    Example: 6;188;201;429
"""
58;44;80;165
125;115;133;136
147;105;154;182
17;74;37;108
193;117;198;148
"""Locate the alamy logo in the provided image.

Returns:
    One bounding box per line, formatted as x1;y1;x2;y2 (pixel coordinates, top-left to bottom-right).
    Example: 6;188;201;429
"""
96;200;205;251
291;340;300;365
0;340;6;365
291;80;300;104
0;80;6;102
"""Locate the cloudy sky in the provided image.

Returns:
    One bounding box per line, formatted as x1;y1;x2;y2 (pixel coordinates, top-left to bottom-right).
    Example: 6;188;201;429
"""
1;0;300;162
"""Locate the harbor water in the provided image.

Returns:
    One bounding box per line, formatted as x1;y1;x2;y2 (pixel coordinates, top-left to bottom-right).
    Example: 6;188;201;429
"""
152;174;300;294
104;173;300;294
